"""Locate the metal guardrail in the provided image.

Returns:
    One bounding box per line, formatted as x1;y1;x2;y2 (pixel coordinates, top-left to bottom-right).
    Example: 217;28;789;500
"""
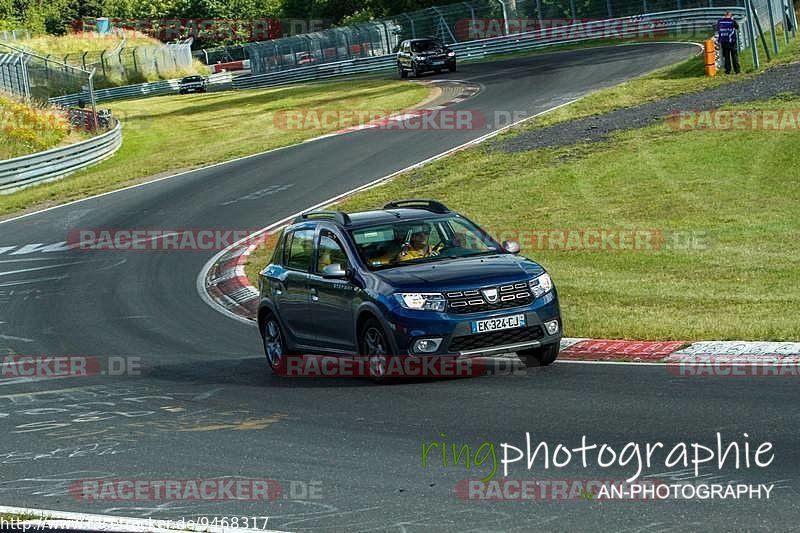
234;8;744;90
0;119;122;193
49;72;233;106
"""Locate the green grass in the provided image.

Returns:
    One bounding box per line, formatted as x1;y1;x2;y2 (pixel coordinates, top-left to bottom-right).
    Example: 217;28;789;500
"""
247;96;800;341
513;27;800;131
0;79;430;217
0;94;87;159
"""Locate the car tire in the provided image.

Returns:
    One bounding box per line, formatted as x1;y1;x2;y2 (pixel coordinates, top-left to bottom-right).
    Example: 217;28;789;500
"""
359;317;391;383
412;64;421;78
398;62;408;79
518;342;559;367
449;62;457;73
261;313;290;374
179;89;186;94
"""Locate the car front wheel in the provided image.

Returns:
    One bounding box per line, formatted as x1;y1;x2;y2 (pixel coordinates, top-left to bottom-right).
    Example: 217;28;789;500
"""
398;62;408;78
518;342;559;367
360;318;390;382
262;314;289;373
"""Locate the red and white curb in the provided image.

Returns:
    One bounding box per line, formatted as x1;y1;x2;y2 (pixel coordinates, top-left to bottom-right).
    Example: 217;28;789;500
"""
202;262;800;365
0;505;285;533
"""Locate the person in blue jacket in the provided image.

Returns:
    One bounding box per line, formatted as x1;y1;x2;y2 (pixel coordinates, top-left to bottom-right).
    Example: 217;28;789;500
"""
717;12;741;74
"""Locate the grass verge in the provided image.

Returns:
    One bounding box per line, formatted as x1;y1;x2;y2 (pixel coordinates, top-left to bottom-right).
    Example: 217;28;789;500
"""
0;94;87;159
246;95;800;341
0;79;430;218
513;27;799;131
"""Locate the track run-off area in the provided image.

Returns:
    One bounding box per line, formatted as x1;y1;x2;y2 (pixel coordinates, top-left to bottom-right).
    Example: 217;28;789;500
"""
1;43;798;531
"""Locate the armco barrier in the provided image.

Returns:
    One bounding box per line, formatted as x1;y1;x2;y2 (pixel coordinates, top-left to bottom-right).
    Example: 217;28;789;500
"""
49;72;233;106
0;119;122;193
233;8;744;91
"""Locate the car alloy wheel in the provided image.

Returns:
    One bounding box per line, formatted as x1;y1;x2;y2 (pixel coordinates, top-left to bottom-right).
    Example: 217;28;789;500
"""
263;318;285;371
361;320;389;380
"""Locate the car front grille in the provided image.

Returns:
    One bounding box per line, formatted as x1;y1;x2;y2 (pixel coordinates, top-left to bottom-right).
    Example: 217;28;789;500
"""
446;282;533;314
449;326;543;353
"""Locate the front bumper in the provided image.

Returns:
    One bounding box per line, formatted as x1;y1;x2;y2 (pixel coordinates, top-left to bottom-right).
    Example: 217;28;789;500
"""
383;292;561;357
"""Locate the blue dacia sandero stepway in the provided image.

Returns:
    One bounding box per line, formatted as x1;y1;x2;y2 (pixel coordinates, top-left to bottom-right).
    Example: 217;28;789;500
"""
258;200;561;379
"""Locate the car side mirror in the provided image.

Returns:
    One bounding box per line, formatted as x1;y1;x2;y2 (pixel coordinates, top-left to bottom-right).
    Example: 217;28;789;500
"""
502;240;520;254
322;263;348;279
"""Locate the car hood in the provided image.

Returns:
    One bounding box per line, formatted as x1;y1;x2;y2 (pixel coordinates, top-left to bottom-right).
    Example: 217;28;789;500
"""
374;254;544;291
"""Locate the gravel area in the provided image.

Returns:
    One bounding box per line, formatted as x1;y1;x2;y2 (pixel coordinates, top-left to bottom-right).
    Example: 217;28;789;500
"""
500;61;800;152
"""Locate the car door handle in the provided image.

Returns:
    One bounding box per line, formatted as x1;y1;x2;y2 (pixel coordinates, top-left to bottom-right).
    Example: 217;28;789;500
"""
310;288;319;302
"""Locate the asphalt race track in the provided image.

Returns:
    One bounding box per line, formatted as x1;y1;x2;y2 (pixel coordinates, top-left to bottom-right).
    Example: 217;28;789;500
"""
2;43;798;531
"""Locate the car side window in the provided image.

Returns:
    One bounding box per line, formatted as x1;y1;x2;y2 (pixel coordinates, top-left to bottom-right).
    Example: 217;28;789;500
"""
285;229;314;271
316;230;349;274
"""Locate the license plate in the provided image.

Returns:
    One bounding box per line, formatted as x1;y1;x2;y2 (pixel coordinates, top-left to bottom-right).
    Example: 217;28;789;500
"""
432;60;445;65
471;314;526;334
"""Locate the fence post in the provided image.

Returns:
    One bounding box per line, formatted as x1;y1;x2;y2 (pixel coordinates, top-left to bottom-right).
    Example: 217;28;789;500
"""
402;14;417;39
606;0;613;18
745;0;760;68
132;48;138;72
88;69;98;130
765;0;780;54
537;0;544;27
496;0;510;35
100;49;107;77
82;51;88;70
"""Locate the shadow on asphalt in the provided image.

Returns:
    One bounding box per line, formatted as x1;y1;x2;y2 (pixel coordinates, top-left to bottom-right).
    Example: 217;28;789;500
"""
142;355;532;388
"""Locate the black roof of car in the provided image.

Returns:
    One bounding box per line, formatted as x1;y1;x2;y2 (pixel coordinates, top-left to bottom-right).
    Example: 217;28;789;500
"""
292;200;454;229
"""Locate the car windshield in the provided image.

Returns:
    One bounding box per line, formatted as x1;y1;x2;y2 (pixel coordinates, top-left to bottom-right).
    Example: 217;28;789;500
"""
411;40;442;53
349;216;501;270
183;76;202;81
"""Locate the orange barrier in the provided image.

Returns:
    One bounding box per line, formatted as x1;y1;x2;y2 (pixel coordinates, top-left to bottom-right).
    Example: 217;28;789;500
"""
704;39;717;77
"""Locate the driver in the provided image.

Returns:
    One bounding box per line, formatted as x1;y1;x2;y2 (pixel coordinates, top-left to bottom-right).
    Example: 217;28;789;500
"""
397;223;437;262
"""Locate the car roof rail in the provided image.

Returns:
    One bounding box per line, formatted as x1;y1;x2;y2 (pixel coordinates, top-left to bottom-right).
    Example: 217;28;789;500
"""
382;199;451;214
293;210;351;226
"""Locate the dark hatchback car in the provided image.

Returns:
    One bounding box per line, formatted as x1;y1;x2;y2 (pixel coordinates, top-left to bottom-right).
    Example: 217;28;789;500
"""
258;200;561;379
178;75;207;94
397;38;457;78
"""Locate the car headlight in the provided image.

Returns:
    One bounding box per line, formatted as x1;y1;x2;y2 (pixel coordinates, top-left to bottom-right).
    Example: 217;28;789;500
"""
394;293;446;312
529;273;553;298
447;51;455;57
